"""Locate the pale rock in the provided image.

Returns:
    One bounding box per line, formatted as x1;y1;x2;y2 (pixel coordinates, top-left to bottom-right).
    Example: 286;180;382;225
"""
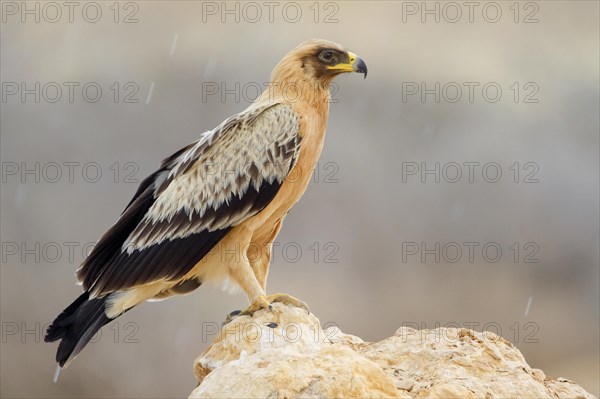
189;302;596;399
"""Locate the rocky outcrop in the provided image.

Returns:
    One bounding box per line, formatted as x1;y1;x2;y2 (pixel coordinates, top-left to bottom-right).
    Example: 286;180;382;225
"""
189;302;595;398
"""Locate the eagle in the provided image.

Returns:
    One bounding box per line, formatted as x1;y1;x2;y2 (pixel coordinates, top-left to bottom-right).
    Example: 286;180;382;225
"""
45;39;367;368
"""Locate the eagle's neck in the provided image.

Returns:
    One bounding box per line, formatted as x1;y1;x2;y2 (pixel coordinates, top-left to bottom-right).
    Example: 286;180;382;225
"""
256;62;332;108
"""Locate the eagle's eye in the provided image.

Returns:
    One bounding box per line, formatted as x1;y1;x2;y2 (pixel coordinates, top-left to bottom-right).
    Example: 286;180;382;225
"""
318;50;335;63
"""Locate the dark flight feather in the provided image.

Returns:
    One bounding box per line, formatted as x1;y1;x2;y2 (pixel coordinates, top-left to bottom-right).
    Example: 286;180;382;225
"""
45;292;112;367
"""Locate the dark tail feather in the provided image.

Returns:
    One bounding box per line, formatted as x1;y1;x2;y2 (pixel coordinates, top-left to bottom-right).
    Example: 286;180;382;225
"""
45;292;112;367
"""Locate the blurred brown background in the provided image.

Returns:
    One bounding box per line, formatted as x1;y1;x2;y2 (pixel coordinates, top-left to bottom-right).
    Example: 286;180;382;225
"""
1;1;598;397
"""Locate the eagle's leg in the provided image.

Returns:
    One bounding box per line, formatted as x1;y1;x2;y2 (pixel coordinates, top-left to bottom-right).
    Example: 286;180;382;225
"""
227;253;268;307
224;222;309;324
222;296;271;325
248;244;270;292
224;256;310;322
248;217;285;291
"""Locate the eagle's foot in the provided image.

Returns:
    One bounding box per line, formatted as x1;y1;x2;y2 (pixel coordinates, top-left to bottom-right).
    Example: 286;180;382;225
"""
223;297;271;324
264;293;310;314
224;293;309;324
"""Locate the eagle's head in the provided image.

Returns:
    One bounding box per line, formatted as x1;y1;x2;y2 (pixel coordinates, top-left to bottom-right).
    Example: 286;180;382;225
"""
271;39;367;87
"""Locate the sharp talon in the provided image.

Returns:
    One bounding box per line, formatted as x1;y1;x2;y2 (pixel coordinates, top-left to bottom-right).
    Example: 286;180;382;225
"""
223;309;242;325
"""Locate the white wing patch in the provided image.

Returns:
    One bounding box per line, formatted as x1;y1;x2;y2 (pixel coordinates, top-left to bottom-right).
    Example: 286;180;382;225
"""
122;103;301;252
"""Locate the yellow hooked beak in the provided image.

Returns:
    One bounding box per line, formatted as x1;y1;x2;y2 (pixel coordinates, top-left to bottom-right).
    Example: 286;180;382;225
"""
327;51;368;78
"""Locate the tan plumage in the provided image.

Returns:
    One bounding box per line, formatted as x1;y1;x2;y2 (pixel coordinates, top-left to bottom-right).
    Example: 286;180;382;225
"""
45;39;367;367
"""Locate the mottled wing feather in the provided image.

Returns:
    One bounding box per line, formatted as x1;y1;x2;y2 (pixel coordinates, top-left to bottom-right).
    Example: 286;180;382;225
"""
77;103;301;297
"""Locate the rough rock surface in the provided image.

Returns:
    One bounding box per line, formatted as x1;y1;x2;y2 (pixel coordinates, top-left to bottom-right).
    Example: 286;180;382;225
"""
190;302;596;399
